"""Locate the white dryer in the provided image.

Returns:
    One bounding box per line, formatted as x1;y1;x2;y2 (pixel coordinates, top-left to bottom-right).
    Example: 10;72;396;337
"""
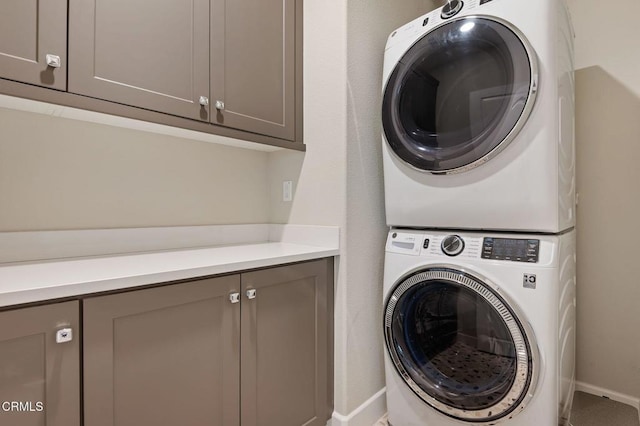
381;0;575;233
383;229;576;425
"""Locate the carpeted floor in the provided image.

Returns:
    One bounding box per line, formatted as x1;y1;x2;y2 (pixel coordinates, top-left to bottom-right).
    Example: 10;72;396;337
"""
374;391;640;425
571;391;639;426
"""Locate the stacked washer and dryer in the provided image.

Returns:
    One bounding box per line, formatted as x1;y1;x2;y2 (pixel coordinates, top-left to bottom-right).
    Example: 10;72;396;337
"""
380;0;576;425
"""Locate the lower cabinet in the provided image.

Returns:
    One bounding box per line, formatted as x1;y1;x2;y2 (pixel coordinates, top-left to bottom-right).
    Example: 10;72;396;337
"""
0;301;80;426
83;275;241;426
241;260;330;426
82;258;332;426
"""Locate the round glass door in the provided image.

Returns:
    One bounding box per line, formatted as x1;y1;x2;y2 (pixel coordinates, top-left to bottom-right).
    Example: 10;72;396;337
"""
382;17;537;174
384;268;536;422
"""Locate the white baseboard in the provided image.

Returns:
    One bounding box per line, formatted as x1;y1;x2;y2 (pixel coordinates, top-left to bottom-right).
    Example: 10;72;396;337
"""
331;388;387;426
575;381;640;412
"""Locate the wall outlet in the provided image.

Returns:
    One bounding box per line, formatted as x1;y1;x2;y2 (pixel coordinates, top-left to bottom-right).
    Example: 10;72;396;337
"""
283;181;293;202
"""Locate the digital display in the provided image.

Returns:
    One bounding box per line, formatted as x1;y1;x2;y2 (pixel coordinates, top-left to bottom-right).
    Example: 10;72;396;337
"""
482;238;539;263
493;239;528;257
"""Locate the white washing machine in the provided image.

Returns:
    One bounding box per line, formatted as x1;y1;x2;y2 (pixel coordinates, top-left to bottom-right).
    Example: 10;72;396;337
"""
383;228;576;425
381;0;575;233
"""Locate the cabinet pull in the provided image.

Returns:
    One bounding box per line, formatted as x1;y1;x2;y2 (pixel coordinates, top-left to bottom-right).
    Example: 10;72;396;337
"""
246;289;257;300
199;96;209;107
215;100;225;111
229;292;241;304
46;54;61;68
55;328;73;343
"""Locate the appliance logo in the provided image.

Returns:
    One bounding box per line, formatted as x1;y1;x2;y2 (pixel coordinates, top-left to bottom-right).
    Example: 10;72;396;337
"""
523;274;536;289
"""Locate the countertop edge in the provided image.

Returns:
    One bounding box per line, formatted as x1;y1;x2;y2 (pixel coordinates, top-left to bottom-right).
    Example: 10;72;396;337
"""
0;243;339;309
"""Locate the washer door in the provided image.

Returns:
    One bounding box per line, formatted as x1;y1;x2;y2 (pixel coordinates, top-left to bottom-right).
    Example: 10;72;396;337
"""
382;16;537;174
384;267;537;422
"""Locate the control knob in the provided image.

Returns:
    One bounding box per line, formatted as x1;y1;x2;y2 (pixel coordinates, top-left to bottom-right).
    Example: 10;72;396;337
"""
441;235;465;256
441;0;464;19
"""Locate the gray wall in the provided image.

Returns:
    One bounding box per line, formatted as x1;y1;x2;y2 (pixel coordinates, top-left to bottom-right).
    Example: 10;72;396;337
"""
568;0;640;402
0;107;269;231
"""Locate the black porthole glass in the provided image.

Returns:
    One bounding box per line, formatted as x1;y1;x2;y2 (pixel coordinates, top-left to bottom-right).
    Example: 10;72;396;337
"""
382;17;534;173
384;269;535;422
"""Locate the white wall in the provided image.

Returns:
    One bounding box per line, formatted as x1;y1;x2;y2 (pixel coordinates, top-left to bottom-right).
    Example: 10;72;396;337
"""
0;107;269;231
267;0;347;227
343;0;439;419
568;0;640;97
567;0;640;403
268;1;438;424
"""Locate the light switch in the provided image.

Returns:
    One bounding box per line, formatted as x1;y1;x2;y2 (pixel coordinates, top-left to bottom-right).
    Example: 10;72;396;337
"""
283;181;293;202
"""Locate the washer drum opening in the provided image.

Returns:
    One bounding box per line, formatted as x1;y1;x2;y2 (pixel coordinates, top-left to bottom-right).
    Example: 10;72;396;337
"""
384;267;538;422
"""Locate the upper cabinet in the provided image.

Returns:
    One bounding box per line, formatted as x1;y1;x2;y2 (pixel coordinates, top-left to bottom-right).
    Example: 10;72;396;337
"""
0;0;67;90
0;0;303;148
68;0;211;121
211;0;296;140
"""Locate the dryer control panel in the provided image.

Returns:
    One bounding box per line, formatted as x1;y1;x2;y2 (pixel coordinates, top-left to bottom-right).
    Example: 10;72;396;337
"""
481;238;540;263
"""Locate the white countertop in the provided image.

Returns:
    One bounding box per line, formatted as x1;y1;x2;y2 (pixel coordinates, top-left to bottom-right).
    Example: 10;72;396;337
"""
0;225;340;308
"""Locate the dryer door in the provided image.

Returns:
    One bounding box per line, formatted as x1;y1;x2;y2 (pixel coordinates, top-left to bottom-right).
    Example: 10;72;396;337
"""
384;267;538;422
382;17;537;174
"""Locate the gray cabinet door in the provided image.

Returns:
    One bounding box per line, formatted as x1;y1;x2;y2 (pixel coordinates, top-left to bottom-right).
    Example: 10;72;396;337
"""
211;0;297;140
68;0;210;121
0;301;80;426
0;0;67;90
83;276;240;426
241;259;330;426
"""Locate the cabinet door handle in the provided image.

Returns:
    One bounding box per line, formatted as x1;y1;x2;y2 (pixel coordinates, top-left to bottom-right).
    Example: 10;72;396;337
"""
229;292;240;304
46;54;61;68
199;96;209;107
246;289;257;300
215;100;225;111
56;328;73;343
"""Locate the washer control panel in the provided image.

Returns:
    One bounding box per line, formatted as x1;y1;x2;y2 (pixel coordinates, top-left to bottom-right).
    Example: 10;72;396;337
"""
387;231;547;264
481;238;540;263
